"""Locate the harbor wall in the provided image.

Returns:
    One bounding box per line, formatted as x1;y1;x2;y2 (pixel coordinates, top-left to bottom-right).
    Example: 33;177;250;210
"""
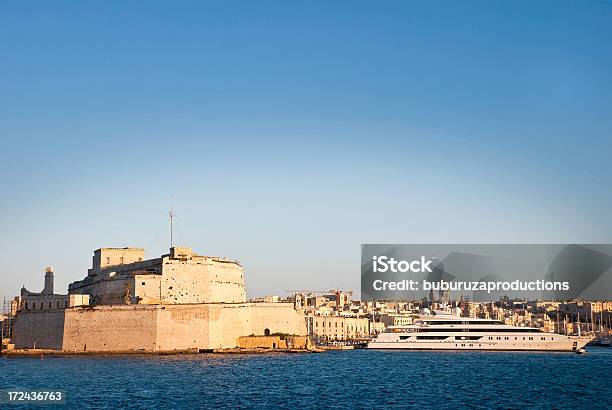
11;303;306;352
237;335;310;349
155;303;307;350
62;306;157;352
12;310;65;350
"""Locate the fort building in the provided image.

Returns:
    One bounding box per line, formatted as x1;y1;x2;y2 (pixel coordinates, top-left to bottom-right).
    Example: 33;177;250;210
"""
12;246;306;352
17;267;91;312
68;246;246;305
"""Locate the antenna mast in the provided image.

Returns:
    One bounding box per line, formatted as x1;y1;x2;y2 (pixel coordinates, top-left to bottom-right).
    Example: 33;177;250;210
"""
169;208;175;248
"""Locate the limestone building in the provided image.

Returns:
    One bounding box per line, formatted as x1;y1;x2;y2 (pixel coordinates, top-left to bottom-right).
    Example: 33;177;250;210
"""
19;267;69;311
68;247;246;305
306;315;370;342
16;267;90;313
12;246;306;352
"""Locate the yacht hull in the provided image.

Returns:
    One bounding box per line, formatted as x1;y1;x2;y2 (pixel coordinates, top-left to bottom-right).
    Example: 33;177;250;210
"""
367;336;592;352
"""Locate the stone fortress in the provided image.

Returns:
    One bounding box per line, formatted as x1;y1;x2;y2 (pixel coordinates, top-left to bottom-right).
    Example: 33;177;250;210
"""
69;246;246;305
12;246;307;352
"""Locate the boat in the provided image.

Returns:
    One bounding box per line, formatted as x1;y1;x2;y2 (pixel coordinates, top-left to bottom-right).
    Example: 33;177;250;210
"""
588;337;610;347
367;311;592;352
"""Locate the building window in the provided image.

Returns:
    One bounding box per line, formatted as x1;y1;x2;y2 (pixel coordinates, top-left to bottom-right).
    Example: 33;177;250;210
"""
49;302;52;309
120;257;124;264
106;257;111;265
142;282;146;286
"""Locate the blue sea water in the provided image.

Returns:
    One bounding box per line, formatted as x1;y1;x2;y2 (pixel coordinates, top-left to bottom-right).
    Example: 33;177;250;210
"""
1;348;611;409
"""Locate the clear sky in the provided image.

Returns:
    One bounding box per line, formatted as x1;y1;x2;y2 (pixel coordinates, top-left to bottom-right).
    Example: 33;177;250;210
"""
1;1;611;300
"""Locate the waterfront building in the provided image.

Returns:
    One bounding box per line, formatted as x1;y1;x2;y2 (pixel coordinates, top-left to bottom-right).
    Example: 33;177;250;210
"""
12;246;306;352
68;246;246;305
19;267;69;311
306;315;369;342
379;313;414;328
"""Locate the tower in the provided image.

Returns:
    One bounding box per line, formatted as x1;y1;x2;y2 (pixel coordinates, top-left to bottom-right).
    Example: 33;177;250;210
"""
43;266;54;295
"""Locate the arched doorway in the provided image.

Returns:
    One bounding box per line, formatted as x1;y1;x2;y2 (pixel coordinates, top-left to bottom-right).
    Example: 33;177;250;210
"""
264;328;270;336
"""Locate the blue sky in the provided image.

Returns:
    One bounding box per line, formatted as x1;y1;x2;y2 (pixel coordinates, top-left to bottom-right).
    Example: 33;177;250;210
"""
1;1;611;299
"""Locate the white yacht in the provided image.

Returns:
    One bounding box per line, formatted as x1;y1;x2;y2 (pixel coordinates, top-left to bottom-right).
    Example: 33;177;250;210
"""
368;311;592;352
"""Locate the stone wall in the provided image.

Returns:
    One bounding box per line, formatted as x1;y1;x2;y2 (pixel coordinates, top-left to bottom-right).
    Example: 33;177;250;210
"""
238;336;287;349
71;251;247;306
249;303;308;337
74;276;133;305
11;303;307;352
134;274;162;304
237;335;309;349
91;248;145;274
21;294;69;311
159;259;246;304
62;306;157;352
156;303;306;350
12;310;65;350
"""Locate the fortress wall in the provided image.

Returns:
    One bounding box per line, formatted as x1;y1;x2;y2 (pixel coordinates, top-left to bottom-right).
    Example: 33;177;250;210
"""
247;303;308;337
62;306;157;352
156;303;307;350
156;305;214;350
160;262;246;304
155;304;253;350
206;305;256;348
12;303;306;352
12;310;65;349
134;274;162;304
75;277;133;305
